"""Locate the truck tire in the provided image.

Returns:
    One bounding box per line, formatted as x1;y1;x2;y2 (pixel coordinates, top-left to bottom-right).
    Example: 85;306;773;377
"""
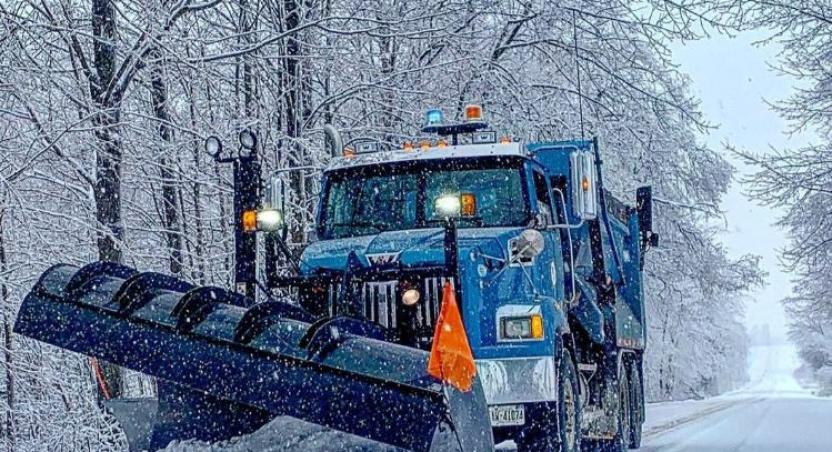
517;349;581;452
618;365;631;451
560;349;582;452
628;362;643;449
584;362;628;452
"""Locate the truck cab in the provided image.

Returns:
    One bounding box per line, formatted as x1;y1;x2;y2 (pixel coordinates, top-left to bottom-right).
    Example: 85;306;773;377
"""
265;108;655;451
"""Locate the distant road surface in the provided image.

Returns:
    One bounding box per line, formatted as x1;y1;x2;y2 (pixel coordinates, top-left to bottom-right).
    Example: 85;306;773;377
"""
641;344;832;451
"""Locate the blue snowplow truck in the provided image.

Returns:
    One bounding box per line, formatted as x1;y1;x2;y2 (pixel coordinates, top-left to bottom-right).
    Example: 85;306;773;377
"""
14;106;657;452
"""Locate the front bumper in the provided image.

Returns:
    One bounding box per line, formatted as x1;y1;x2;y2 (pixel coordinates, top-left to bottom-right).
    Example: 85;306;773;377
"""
476;357;557;405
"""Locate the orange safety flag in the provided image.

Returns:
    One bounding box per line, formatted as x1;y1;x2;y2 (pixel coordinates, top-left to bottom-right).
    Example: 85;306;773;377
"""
427;282;476;392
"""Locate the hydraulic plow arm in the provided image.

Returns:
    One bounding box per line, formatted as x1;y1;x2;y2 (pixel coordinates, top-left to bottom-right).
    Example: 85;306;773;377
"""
14;262;493;451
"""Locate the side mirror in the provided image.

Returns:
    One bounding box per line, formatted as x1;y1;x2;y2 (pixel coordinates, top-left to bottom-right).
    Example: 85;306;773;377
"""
636;186;659;251
509;229;546;264
636;186;653;234
570;150;598;220
259;174;287;233
266;174;284;210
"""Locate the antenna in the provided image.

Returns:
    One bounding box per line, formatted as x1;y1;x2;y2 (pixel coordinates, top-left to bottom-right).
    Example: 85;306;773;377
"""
572;9;586;140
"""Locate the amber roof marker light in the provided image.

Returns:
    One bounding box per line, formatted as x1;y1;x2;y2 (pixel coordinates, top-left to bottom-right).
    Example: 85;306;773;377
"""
464;104;484;122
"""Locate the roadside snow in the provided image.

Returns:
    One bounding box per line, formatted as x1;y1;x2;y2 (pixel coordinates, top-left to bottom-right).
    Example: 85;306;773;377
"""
641;344;832;451
162;416;400;452
643;343;820;441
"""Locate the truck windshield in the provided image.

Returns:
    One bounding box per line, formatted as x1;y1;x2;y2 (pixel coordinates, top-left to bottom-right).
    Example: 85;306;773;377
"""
320;159;529;240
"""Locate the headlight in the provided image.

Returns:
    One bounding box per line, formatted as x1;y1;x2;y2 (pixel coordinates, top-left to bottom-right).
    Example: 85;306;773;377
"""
434;194;461;218
500;314;544;340
256;208;283;232
239;129;257;150
402;289;421;306
204;136;222;157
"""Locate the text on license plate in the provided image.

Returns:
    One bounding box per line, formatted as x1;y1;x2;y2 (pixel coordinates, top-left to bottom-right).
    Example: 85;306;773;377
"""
489;404;525;426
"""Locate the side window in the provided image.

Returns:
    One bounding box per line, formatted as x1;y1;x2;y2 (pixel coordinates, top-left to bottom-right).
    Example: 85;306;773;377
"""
533;171;553;226
550;175;568;225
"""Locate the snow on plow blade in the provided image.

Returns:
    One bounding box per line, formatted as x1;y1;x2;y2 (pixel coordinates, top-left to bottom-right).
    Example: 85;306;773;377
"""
14;262;493;451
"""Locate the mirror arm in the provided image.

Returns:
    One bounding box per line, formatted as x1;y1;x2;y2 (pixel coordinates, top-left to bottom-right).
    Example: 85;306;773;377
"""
265;231;301;283
442;218;459;281
546;219;585;230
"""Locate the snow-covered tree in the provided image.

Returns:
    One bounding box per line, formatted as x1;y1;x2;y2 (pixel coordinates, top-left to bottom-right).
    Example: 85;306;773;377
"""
698;0;832;394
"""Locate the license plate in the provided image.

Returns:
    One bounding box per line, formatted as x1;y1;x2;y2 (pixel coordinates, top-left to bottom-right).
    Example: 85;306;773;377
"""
489;404;525;427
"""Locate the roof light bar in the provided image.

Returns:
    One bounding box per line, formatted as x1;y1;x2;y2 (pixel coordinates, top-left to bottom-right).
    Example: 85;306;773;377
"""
421;106;488;135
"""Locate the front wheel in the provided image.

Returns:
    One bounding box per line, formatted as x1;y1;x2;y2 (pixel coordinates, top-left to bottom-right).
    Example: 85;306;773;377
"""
560;349;582;452
516;349;582;452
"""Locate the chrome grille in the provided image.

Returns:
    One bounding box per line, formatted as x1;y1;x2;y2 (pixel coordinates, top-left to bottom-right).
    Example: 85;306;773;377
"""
362;281;398;327
326;277;454;330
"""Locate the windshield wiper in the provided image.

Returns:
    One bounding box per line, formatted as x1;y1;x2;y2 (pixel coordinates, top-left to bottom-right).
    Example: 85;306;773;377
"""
329;221;384;233
424;217;484;227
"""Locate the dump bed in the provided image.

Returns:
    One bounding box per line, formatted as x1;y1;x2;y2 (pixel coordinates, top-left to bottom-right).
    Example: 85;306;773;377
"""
603;190;646;349
530;140;646;350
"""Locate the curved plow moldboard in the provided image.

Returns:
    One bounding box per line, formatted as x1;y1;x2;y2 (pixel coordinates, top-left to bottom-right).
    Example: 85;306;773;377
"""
13;262;494;451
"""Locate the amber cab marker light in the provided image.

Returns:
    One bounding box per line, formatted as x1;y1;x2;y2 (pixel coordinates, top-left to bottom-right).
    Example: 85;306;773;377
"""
343;148;356;158
437;139;449;148
403;141;414;152
242;209;257;232
499;135;511;144
460;193;477;217
419;140;431;151
464;104;483;122
581;176;590;192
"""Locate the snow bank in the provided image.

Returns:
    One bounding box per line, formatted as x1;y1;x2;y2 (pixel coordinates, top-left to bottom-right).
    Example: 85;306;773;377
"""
162;416;401;452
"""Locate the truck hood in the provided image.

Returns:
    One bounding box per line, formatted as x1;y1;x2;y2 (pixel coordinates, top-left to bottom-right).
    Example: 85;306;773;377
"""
300;228;520;273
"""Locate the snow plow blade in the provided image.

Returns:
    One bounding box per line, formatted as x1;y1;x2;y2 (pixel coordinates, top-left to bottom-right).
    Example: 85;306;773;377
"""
13;262;494;451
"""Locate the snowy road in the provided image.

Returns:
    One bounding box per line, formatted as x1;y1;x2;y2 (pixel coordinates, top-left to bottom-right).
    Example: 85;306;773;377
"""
165;344;830;451
640;344;832;451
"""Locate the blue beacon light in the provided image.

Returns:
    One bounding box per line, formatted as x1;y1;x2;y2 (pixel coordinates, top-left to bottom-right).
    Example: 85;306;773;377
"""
425;108;444;126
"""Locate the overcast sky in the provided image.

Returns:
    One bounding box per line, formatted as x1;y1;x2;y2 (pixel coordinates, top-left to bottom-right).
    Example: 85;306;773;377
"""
670;31;818;343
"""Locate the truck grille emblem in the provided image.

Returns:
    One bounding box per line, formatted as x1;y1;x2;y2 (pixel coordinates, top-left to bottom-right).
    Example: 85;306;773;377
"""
366;252;400;266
